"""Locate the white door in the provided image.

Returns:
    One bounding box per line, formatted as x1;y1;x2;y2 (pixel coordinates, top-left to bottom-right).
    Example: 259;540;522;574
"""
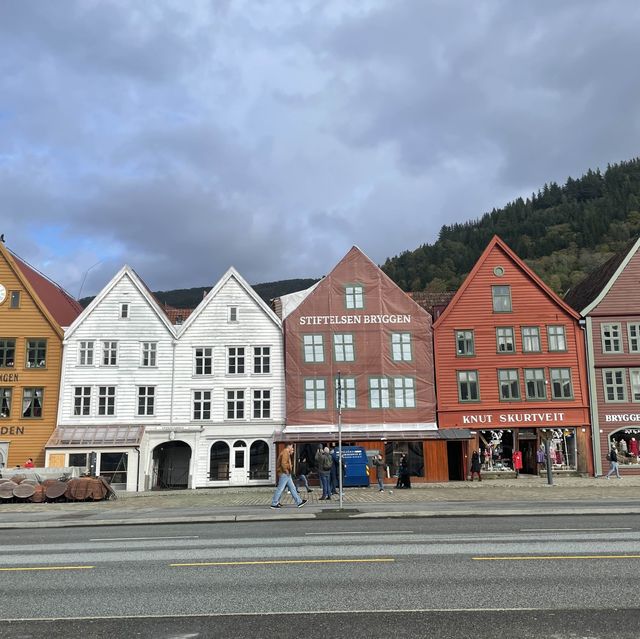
0;443;8;469
230;440;248;485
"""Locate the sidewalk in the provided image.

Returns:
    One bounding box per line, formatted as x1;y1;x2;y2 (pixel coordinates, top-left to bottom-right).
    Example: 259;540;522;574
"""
2;475;640;529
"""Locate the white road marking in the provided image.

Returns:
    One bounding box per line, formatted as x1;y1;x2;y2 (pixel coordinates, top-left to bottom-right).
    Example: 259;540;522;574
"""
88;536;200;542
519;528;632;532
305;530;414;536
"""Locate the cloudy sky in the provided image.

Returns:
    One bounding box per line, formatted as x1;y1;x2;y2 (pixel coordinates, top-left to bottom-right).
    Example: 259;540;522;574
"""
1;0;640;297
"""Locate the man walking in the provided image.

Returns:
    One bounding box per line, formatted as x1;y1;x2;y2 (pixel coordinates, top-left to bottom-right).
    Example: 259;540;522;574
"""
605;445;622;479
271;443;308;509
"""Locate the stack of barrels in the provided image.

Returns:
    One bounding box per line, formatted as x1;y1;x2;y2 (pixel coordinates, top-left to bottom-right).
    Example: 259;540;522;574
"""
0;475;114;503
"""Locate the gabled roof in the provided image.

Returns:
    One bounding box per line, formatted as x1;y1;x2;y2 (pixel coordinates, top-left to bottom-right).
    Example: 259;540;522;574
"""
0;243;82;335
409;290;456;317
161;303;195;325
433;235;581;328
64;265;176;340
176;266;281;336
563;237;640;314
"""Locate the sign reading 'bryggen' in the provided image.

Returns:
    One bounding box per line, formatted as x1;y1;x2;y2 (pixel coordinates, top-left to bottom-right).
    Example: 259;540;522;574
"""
299;314;412;325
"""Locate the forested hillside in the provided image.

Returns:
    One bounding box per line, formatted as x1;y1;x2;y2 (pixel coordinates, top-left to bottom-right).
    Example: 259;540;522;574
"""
381;158;640;294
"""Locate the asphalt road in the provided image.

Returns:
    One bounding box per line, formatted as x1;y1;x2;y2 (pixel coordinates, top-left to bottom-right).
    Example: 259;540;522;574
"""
1;514;640;637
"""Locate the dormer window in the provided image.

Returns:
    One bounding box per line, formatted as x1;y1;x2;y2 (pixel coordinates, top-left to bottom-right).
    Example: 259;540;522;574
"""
228;306;238;322
120;303;129;319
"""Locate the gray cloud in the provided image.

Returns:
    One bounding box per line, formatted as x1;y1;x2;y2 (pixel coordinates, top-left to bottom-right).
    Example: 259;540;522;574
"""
1;0;639;296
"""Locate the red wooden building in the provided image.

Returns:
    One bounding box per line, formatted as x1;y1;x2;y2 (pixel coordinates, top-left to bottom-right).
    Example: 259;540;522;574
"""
433;236;593;478
564;236;640;476
275;246;471;483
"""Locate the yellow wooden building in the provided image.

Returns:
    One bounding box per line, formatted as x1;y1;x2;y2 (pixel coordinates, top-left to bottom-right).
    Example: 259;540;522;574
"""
0;242;82;468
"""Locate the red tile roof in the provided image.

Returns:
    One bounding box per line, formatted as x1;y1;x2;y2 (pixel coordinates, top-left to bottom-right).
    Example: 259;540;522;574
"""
161;304;194;325
11;252;83;327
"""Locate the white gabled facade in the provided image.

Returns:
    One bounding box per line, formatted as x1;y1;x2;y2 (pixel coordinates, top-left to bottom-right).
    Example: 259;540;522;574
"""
51;266;177;492
167;267;284;488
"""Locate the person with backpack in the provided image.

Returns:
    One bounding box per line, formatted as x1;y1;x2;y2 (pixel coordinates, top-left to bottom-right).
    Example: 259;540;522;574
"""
605;445;622;479
296;457;313;493
316;446;333;500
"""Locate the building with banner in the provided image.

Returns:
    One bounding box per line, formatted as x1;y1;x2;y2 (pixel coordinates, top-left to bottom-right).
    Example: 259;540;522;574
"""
433;236;593;478
275;246;471;484
564;236;640;476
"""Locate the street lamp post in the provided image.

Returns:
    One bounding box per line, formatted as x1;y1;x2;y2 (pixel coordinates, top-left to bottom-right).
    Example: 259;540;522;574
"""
337;371;343;510
543;430;554;486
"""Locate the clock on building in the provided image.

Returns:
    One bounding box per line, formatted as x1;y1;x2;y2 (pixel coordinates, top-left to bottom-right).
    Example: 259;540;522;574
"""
0;284;6;305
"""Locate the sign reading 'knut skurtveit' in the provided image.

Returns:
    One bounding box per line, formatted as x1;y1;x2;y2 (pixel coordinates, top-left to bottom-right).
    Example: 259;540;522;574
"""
462;411;566;425
299;314;412;325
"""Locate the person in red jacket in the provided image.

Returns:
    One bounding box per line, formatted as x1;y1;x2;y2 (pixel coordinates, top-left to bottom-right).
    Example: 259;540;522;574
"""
512;450;523;478
24;458;35;469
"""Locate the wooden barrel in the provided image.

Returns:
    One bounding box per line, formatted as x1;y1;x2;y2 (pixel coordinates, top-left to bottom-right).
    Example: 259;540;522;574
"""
30;485;46;503
13;483;36;499
0;482;17;499
45;481;68;500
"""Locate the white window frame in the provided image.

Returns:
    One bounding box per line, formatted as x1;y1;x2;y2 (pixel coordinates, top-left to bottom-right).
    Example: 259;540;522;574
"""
303;334;324;363
73;386;92;416
227;346;246;374
492;285;512;312
334;334;355;362
194;347;213;376
119;303;129;319
496;327;515;353
193;390;212;421
393;377;415;408
253;346;271;374
345;284;364;310
141;342;157;368
391;333;412;361
335;376;356;409
78;340;94;366
456;330;474;357
547;325;567;352
369;377;390;409
630;369;640;403
102;341;118;366
226;389;245;419
524;368;546;400
521;327;541;353
137;386;155;416
457;371;479;402
628;323;640;353
228;306;238;323
498;369;520;401
550;368;573;399
603;368;627;403
253;389;271;419
97;386;116;416
601;323;622;354
304;378;326;410
0;387;11;418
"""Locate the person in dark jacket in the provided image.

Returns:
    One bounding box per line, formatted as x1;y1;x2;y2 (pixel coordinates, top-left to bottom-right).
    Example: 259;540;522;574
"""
469;450;482;481
605;446;621;479
295;457;312;493
316;446;333;499
398;453;411;488
372;454;386;491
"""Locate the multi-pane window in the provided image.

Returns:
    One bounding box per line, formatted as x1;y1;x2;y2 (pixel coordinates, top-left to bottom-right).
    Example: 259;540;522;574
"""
195;347;213;375
303;335;324;362
120;303;129;319
345;284;364;309
98;386;116;416
630;369;640;402
227;347;245;374
334;334;355;362
73;386;91;416
304;378;326;410
498;369;520;400
102;341;118;366
457;371;479;402
137;386;155;416
521;327;541;352
22;388;43;418
393;377;415;408
496;327;515;353
0;339;15;368
253;389;271;418
369;377;390;408
228;306;238;322
601;323;622;353
0;388;11;418
628;324;640;353
391;333;412;361
492;285;512;312
253;346;271;374
26;339;47;368
226;389;245;419
548;326;567;352
602;369;626;402
524;368;546;400
456;330;474;357
193;390;212;420
78;341;94;366
550;368;573;399
141;342;157;367
335;376;356;409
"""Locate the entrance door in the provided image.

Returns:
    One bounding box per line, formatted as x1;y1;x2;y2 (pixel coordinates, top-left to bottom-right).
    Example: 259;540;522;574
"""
152;441;191;489
519;439;537;475
231;440;248;485
447;441;464;481
0;443;7;469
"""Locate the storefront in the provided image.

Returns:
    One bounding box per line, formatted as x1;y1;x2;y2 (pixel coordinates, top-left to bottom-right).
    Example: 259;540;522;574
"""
604;416;640;469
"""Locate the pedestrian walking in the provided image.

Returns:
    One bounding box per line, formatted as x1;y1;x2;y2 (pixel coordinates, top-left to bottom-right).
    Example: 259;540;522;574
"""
512;449;523;478
270;443;308;509
469;450;482;481
398;453;411;488
605;445;622;479
296;457;313;493
372;454;386;491
315;446;333;500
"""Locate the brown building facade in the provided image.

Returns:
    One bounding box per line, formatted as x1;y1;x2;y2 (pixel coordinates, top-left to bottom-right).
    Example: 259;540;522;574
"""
434;236;593;478
0;243;82;468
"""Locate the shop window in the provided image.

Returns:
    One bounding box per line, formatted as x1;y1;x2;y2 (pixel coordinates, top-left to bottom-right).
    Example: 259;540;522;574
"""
547;326;567;352
304;378;326;410
0;338;15;368
524;368;546;400
227;346;245;374
137;386;155;416
334;334;355;362
253;346;270;374
26;339;47;368
543;428;577;469
0;388;11;418
496;327;515;353
521;327;541;353
194;347;213;375
209;441;230;480
22;387;43;418
193;390;212;420
550;368;573;399
628;323;640;353
100;452;128;485
457;370;479;402
492;285;511;312
141;342;157;367
249;440;270;479
603;369;627;402
226;389;245;419
609;430;640;466
335;376;356;409
78;340;94;366
601;323;622;353
479;430;514;472
393;377;415;408
345;284;364;310
68;453;88;469
384;440;423;479
303;334;324;363
253;389;271;418
98;386;116;416
73;386;91;416
498;369;520;400
456;330;474;357
369;377;390;408
391;333;412;361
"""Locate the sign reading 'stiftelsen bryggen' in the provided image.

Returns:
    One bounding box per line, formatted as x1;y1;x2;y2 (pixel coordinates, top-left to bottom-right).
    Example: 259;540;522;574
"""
299;314;412;325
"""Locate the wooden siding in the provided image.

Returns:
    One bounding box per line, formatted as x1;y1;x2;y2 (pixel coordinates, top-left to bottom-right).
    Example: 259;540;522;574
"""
0;254;62;467
589;248;640;317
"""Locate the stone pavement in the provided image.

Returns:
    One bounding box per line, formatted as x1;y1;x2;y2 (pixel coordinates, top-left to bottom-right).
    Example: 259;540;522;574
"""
1;475;640;529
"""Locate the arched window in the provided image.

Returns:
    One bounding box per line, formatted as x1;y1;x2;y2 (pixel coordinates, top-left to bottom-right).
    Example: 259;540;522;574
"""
250;440;270;480
210;441;230;480
609;429;640;466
